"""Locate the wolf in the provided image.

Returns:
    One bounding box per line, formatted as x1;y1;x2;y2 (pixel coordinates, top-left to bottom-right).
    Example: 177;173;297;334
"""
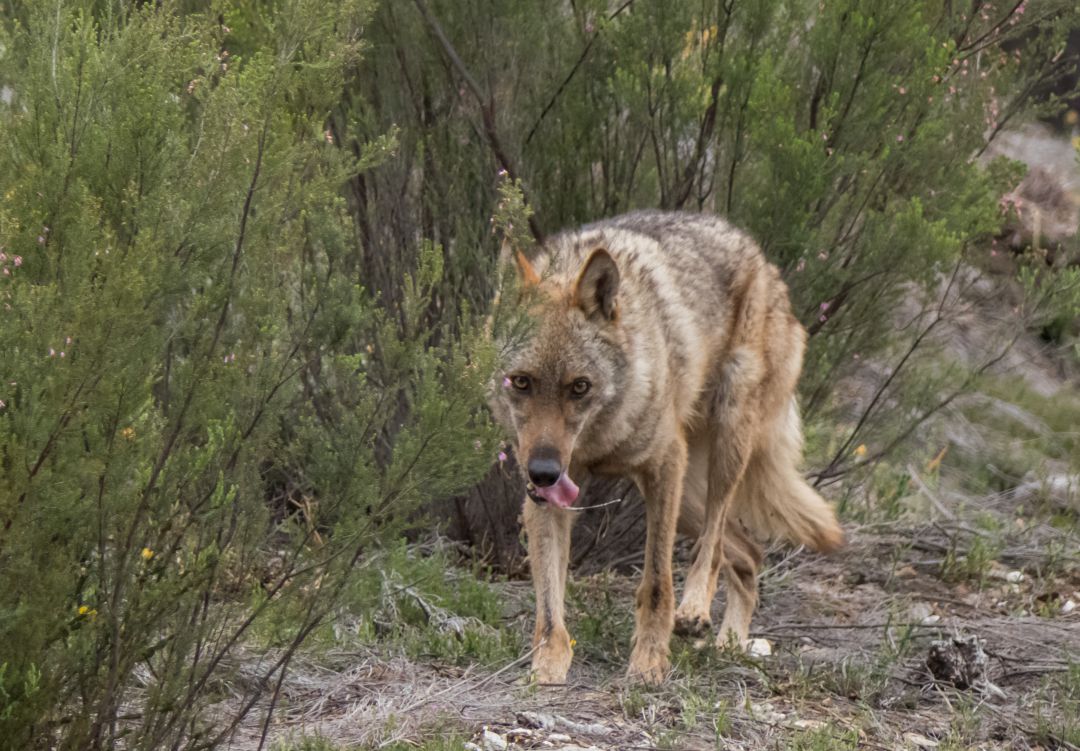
489;211;843;685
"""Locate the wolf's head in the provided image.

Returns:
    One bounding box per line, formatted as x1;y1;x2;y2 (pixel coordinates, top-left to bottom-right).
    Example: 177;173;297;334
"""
490;248;629;508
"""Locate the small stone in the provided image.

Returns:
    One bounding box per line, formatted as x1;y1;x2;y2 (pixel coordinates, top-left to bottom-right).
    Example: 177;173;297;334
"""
548;733;571;743
1062;599;1076;614
481;728;507;751
1005;570;1024;584
747;638;773;657
904;732;940;748
909;602;933;622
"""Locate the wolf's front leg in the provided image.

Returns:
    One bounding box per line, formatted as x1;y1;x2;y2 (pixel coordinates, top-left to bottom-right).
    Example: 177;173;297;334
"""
628;436;687;685
523;498;576;684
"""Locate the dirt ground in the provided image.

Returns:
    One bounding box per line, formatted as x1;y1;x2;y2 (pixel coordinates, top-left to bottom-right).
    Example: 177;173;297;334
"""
229;490;1080;750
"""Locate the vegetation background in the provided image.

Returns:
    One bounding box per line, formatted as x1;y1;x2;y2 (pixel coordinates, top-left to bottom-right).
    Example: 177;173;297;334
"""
0;0;1077;749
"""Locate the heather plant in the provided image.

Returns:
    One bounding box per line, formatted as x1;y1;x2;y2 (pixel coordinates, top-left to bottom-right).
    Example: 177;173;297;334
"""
0;1;498;747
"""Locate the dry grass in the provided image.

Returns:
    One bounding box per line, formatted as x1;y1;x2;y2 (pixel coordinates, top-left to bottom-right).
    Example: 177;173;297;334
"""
215;494;1079;751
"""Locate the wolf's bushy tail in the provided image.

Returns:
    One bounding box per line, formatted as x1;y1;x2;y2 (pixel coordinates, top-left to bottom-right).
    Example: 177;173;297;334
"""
733;400;844;553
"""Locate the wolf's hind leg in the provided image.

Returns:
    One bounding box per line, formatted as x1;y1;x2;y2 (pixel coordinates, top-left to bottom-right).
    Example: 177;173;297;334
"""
675;350;759;639
524;499;577;684
716;513;763;648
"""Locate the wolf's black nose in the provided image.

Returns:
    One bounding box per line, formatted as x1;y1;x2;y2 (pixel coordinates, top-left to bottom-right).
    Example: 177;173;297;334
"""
527;457;562;487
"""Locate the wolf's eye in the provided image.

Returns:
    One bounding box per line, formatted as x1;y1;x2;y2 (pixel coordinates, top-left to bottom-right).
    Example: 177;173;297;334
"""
570;378;591;398
510;375;531;392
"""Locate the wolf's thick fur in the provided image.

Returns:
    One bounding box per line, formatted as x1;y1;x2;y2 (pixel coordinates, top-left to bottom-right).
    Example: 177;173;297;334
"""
490;211;843;685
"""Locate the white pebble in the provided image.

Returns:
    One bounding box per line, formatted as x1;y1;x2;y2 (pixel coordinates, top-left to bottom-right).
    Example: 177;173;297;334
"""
481;728;507;751
747;638;773;657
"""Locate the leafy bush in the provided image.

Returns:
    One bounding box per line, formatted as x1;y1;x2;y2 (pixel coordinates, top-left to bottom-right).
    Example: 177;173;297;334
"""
0;1;497;747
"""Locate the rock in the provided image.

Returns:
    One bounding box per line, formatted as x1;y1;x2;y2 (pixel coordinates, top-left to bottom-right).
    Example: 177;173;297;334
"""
909;602;933;622
1062;599;1076;614
747;701;786;724
747;638;773;657
904;732;940;748
481;728;507;751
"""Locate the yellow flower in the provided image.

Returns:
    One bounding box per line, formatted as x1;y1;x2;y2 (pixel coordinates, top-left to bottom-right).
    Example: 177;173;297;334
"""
853;444;867;457
569;638;577;648
78;605;89;615
141;547;154;561
120;427;135;440
77;605;97;618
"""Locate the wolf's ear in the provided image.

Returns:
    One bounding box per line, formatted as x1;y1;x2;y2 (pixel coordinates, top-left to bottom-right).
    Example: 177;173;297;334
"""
515;250;541;286
573;248;619;321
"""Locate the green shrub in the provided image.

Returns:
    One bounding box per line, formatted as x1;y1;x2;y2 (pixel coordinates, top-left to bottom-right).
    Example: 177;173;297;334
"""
347;0;1079;499
0;1;498;747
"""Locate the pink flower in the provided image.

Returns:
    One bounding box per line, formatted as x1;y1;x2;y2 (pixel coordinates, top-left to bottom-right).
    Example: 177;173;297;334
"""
0;252;6;262
36;236;45;245
898;86;906;95
497;451;508;463
896;134;904;142
12;256;20;267
819;315;827;323
48;348;56;357
819;301;830;311
796;259;806;272
0;400;5;409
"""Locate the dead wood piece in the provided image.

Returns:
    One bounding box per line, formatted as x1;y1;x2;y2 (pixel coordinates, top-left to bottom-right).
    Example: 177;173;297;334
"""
926;633;993;693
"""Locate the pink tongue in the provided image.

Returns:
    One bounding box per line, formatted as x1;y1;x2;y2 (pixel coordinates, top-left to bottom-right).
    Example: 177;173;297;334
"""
533;472;580;508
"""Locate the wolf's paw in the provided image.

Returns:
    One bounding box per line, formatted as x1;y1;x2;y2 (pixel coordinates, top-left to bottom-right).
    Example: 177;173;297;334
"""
626;643;670;685
531;632;573;685
532;660;570;685
673;610;712;639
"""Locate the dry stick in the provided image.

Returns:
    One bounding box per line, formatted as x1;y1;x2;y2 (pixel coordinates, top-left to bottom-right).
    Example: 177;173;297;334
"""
811;260;964;486
411;0;543;244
